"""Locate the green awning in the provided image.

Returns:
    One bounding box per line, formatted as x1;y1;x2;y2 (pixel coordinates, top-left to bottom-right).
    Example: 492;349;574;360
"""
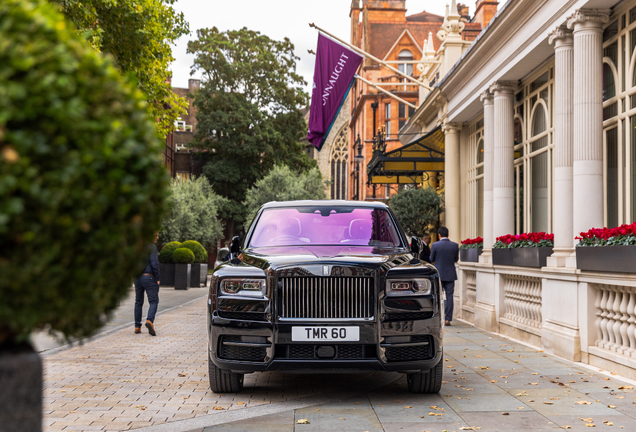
367;126;445;185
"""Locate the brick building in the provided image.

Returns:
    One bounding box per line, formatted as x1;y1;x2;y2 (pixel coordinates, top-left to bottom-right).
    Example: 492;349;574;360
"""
346;0;496;201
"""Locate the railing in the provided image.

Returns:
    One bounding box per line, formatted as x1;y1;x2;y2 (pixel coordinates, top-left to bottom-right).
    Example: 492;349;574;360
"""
377;75;419;93
594;284;636;355
502;275;542;329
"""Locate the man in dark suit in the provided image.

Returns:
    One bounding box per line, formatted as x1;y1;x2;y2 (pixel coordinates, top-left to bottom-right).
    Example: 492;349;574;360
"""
419;233;431;263
134;231;160;336
429;226;459;326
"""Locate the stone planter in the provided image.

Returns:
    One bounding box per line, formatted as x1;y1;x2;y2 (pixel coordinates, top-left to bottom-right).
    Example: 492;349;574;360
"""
576;245;636;274
159;263;175;286
0;343;42;431
199;263;208;287
190;263;203;288
493;247;553;268
174;264;191;290
460;248;482;263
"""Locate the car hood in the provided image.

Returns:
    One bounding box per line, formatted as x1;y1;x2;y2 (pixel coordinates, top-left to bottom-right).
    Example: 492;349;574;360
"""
240;245;412;271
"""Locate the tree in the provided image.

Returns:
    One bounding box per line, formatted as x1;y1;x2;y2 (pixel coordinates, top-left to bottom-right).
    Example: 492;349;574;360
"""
244;165;327;227
0;0;168;345
53;0;189;137
160;177;225;248
389;187;444;238
187;27;316;229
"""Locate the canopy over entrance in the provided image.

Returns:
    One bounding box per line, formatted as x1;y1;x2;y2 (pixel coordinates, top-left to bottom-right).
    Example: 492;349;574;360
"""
366;126;445;187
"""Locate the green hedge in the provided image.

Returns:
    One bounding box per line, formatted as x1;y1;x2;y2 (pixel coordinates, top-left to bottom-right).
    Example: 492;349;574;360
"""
172;248;195;264
0;0;168;345
180;240;207;263
159;241;181;263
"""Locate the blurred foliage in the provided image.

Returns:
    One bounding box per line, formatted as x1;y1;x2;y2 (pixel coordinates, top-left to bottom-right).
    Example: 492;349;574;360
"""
180;240;207;263
158;241;181;263
389;187;444;238
244;166;327;229
172;247;194;264
53;0;189;137
188;27;316;228
159;177;224;249
0;0;168;346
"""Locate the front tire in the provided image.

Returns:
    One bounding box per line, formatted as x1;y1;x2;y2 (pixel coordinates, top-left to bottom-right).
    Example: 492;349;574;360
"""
407;357;443;394
208;354;244;393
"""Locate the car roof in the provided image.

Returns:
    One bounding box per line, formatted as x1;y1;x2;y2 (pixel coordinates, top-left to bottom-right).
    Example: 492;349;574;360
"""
260;200;389;209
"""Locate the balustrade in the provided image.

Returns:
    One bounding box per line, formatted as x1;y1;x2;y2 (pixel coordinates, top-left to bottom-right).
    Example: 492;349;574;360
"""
502;275;542;328
594;284;636;356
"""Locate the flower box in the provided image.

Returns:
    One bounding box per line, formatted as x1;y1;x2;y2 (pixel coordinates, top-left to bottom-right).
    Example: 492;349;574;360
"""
460;248;482;262
493;232;554;267
576;246;636;274
159;263;175;286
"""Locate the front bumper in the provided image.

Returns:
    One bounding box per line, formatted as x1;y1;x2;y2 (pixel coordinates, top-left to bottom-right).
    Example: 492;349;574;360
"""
208;312;443;374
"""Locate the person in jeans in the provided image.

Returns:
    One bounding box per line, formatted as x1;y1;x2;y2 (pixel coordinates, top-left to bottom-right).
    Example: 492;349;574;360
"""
134;232;160;336
429;227;459;326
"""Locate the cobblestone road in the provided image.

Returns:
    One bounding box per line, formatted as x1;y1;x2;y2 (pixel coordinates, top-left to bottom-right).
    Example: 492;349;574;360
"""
43;295;636;432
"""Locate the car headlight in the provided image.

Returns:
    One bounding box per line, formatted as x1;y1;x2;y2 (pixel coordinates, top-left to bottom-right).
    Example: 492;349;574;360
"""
386;278;432;295
220;278;266;298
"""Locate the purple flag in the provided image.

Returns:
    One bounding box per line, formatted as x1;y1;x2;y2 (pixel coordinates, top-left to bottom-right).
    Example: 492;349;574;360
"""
307;34;363;150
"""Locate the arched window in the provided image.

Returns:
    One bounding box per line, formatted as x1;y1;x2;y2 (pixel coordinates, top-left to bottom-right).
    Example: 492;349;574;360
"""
330;126;349;200
397;50;413;75
531;103;549;232
603;62;616;101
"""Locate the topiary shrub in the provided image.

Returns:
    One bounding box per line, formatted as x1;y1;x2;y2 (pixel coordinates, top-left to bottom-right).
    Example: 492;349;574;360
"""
172;248;195;264
159;241;182;263
0;0;168;347
180;240;207;263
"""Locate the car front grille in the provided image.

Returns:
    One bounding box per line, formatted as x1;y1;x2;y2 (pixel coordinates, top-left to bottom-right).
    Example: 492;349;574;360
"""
218;311;268;321
278;277;373;319
275;344;376;360
384;311;434;322
218;336;267;362
384;335;434;362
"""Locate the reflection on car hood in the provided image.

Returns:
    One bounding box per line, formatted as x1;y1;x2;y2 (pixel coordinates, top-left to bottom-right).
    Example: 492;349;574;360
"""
240;245;412;271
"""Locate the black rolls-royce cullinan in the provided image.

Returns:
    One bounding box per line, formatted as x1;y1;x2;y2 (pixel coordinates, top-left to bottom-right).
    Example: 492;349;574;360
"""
207;201;444;394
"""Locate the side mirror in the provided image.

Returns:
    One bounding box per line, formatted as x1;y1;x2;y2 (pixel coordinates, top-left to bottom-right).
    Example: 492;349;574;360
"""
410;236;421;255
230;236;241;261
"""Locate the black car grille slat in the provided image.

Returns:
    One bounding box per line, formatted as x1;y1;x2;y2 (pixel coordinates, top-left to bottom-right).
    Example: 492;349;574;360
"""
279;277;373;319
218;336;267;362
384;311;434;322
275;345;376;360
385;336;434;362
218;311;267;321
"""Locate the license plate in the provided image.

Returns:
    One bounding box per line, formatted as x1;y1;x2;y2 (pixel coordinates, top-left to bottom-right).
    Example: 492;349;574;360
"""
291;326;359;342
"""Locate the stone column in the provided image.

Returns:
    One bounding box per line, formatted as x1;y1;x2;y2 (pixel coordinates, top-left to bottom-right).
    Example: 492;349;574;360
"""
489;81;516;239
480;90;494;262
567;9;610;240
443;122;462;242
547;25;575;268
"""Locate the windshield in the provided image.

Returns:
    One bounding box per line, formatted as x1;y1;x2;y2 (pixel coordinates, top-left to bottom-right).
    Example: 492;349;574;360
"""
248;206;403;248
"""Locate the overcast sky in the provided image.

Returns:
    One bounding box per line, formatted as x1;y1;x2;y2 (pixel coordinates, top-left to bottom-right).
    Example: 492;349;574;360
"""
169;0;448;94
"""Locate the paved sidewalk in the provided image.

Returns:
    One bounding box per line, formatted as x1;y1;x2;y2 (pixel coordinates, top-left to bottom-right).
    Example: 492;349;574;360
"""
43;298;636;432
32;286;208;353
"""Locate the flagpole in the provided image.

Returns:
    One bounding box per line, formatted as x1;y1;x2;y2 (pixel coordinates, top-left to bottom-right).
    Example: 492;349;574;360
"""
309;23;432;91
355;75;416;109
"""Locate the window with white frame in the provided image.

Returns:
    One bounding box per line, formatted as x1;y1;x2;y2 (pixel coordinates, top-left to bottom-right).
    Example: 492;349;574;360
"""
467;119;485;238
601;5;636;227
397;50;414;90
513;66;554;234
385;103;391;138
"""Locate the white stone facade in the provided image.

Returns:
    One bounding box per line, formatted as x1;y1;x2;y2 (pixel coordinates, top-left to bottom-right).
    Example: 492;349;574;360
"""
401;0;636;378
